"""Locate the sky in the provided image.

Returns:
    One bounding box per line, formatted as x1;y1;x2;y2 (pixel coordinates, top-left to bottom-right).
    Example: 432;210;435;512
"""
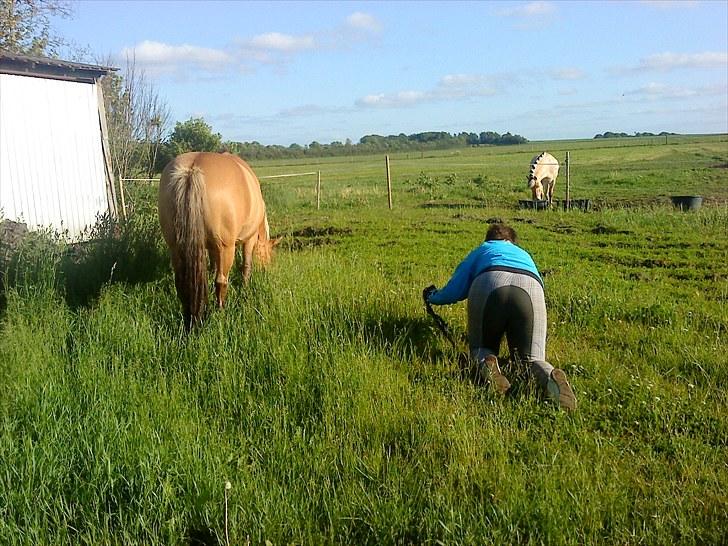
55;0;728;146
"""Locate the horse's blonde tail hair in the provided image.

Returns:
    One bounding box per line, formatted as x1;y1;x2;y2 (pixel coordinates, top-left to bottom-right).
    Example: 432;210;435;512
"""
254;212;273;265
170;164;207;326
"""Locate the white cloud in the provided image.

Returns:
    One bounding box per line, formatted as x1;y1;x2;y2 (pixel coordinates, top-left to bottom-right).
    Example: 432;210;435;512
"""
346;12;383;33
119;12;383;79
435;73;507;98
639;0;699;9
356;73;514;109
549;68;586;80
440;74;486;87
638;52;727;71
625;82;727;99
277;104;349;118
498;1;556;17
248;32;316;52
614;51;728;74
626;82;696;98
496;2;557;30
357;91;426;108
121;40;233;76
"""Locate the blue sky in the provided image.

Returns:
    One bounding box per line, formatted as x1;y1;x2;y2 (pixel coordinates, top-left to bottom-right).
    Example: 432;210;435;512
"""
57;0;727;146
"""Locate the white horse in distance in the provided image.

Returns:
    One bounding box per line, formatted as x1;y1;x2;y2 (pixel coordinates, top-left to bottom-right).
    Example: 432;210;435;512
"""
527;152;560;205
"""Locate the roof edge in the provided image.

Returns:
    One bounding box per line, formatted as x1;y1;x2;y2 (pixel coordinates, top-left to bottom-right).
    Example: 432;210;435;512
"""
0;51;118;83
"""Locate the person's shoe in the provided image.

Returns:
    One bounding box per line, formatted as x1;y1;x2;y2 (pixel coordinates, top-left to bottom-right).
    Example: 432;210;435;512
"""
482;355;511;394
546;368;577;411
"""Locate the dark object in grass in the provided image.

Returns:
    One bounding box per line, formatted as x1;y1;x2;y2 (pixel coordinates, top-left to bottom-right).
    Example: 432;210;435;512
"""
518;199;549;210
670;195;703;211
423;291;477;381
0;219;29;253
424;289;457;349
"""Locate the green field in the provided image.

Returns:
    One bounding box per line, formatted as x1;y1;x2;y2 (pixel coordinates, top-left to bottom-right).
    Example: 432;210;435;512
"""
1;135;727;544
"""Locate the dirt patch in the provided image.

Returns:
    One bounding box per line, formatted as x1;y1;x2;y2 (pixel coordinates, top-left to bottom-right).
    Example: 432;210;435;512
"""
452;213;486;222
598;195;727;208
699;196;728;206
553;224;577;234
591;224;632;235
290;226;352;238
598;254;673;269
420;202;484;210
284;225;352;251
639;257;671;269
594;241;635;248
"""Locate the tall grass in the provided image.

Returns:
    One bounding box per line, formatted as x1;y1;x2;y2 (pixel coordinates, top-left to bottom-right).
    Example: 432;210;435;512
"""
1;137;726;544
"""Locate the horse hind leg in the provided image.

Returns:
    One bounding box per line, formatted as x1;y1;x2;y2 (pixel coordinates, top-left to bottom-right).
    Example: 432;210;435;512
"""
212;243;236;308
241;234;259;284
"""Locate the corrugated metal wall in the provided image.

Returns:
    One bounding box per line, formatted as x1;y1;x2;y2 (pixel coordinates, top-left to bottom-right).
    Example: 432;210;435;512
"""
0;73;110;239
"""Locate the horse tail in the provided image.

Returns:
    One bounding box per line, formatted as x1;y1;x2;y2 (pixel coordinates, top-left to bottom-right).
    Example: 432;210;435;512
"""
170;164;207;326
254;211;273;265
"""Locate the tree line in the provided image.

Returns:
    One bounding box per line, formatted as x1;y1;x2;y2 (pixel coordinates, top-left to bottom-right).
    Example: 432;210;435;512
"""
593;131;678;139
154;124;529;166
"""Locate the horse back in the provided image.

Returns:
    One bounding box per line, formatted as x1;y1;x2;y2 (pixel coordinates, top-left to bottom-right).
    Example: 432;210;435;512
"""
531;152;559;181
193;153;266;245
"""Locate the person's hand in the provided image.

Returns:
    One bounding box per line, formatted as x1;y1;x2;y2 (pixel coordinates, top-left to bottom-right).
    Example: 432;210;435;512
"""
423;285;437;303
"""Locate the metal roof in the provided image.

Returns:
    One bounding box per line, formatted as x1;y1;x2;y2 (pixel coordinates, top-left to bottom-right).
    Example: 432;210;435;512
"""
0;51;117;83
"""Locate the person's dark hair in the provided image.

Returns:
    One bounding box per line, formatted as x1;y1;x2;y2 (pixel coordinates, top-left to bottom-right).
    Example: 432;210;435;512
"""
486;223;517;243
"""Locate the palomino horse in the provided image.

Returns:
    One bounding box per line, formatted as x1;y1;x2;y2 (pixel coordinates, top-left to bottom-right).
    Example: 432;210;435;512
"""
158;152;278;326
527;152;560;205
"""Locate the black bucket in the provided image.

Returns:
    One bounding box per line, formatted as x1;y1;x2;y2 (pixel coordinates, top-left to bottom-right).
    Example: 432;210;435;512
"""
562;199;591;211
670;196;702;211
519;200;549;210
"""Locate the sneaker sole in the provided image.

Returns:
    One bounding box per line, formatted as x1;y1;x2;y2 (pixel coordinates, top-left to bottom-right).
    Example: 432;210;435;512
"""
548;368;577;411
484;356;511;394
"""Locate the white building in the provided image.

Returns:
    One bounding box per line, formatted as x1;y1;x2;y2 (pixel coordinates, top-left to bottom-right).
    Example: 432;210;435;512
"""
0;52;118;239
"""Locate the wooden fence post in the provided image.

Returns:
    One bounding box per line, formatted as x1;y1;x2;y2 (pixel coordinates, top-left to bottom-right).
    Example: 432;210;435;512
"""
119;178;128;220
316;170;321;210
565;151;570;209
385;155;392;209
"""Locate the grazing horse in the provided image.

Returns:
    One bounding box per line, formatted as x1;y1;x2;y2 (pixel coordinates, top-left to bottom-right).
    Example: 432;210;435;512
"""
158;152;278;327
527;152;560;205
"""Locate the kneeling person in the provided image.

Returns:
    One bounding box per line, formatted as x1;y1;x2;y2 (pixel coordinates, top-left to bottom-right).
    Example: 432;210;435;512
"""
424;223;576;410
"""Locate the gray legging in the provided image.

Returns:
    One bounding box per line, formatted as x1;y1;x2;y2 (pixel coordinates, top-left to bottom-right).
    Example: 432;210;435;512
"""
467;269;553;387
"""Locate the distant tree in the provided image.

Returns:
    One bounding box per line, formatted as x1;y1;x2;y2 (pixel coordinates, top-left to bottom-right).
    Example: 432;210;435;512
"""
0;0;72;56
594;131;677;139
499;132;528;145
161;117;222;160
360;134;385;146
479;131;498;145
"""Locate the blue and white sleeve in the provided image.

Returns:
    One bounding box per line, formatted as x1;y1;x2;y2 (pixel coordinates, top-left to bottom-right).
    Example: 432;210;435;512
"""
428;251;476;305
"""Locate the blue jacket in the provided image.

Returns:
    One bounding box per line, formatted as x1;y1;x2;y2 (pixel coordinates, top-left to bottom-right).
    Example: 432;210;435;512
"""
429;240;542;305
